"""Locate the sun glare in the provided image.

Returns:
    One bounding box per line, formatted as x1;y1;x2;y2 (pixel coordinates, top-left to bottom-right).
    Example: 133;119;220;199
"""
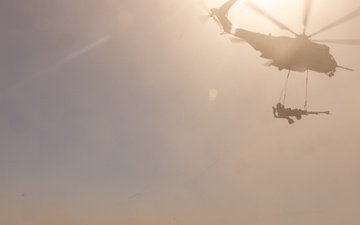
208;89;218;101
251;0;273;9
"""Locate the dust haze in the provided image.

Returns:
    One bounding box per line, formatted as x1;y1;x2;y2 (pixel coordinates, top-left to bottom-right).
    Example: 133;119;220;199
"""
1;0;360;224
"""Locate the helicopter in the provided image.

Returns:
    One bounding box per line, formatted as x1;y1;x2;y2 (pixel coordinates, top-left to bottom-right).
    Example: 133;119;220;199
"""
199;0;360;77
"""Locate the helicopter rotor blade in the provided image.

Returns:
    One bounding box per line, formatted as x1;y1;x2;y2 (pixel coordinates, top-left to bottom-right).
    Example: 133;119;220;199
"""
197;15;211;24
309;7;360;37
197;15;222;30
197;0;210;13
197;0;211;24
244;0;298;36
229;37;246;43
197;15;222;29
302;0;313;33
313;39;360;45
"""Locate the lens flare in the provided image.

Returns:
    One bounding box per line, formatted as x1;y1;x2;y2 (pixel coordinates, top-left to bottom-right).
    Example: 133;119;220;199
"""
208;89;218;101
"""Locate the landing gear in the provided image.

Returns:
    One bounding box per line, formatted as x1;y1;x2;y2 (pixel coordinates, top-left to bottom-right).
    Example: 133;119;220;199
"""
326;69;336;77
327;72;334;77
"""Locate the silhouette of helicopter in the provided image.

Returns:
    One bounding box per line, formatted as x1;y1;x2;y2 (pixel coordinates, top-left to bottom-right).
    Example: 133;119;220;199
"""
199;0;360;77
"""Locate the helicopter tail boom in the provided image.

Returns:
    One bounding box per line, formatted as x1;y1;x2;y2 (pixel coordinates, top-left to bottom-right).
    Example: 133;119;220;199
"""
210;0;237;33
210;0;237;16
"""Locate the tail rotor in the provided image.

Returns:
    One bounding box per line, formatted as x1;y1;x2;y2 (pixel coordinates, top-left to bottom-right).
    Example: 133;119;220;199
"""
197;0;222;28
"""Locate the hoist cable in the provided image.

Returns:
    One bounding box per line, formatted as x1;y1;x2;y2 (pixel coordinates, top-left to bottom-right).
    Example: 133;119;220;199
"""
278;70;291;104
304;70;309;110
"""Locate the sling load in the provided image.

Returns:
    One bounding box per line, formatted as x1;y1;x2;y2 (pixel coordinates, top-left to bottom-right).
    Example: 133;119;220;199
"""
272;70;330;124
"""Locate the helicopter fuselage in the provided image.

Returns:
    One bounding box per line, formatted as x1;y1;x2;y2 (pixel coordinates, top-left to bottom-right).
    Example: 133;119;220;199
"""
234;29;338;75
210;0;340;76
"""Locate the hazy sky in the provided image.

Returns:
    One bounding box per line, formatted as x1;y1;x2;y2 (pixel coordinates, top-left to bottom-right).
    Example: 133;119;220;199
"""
1;0;360;224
